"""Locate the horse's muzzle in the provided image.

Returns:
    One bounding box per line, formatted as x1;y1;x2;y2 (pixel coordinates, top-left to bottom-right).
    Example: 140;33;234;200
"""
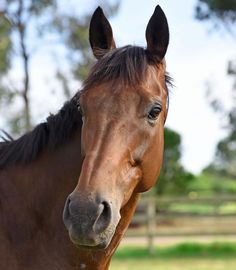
63;192;120;249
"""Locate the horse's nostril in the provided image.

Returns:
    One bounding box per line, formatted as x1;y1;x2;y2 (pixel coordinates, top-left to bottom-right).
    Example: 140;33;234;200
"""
63;195;113;236
63;196;72;228
93;201;112;234
67;196;82;217
67;197;73;212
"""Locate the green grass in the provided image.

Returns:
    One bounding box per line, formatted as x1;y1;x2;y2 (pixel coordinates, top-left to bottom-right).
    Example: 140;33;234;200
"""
113;242;236;259
110;242;236;270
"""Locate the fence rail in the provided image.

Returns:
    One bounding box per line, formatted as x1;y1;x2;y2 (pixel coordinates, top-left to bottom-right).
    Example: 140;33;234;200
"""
125;196;236;253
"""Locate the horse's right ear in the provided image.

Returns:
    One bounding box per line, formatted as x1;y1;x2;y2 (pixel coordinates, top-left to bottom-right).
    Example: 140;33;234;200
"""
89;7;116;59
145;5;169;63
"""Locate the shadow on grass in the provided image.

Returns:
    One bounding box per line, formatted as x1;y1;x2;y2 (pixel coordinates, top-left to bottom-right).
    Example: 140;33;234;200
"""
113;242;236;260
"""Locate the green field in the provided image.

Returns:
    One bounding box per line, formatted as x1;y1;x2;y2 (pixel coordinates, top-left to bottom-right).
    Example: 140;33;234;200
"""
110;242;236;270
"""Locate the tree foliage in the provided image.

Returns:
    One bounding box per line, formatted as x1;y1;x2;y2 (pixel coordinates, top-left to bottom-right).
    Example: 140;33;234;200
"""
0;0;57;133
204;106;236;177
54;2;119;83
195;0;236;32
195;0;236;178
155;128;195;195
0;16;11;74
0;0;119;134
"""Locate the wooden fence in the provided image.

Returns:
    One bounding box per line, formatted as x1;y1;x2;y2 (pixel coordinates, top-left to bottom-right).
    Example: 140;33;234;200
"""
125;196;236;253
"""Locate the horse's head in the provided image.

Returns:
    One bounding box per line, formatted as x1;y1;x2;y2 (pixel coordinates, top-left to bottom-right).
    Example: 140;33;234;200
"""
63;5;169;249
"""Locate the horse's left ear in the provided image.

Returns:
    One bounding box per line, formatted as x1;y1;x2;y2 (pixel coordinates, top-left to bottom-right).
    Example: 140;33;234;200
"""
145;5;169;62
89;7;116;59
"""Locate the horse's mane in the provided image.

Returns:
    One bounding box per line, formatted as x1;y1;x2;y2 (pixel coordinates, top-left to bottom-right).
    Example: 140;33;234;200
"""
83;45;172;89
0;99;82;169
0;45;172;169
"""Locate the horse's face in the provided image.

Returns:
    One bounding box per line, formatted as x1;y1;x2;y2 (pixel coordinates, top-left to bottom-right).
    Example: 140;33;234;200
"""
63;6;169;249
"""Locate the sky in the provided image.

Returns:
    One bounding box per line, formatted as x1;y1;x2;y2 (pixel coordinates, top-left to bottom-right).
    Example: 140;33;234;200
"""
1;0;235;174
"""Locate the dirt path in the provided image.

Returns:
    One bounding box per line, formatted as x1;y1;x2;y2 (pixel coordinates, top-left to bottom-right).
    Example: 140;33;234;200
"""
121;235;236;247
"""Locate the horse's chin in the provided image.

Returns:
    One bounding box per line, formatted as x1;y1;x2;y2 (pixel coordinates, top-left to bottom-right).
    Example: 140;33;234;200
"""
74;241;110;250
68;224;117;250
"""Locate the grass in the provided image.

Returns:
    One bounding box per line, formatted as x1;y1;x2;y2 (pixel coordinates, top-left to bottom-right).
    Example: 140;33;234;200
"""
113;242;236;259
110;242;236;270
110;258;236;270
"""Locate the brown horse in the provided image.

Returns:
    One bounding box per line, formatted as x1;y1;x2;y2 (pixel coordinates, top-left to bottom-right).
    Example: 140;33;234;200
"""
0;5;170;270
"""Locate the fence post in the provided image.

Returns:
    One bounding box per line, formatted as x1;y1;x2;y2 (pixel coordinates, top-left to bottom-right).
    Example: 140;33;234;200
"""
147;198;156;255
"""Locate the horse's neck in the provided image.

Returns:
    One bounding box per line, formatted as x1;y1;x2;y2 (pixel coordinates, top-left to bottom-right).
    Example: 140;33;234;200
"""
74;193;140;270
0;131;82;269
9;130;82;216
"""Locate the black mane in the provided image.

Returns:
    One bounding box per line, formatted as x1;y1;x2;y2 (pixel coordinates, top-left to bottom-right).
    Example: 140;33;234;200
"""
0;99;82;169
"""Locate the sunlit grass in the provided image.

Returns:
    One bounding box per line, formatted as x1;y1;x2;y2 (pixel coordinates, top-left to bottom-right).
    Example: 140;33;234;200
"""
110;258;236;270
110;242;236;270
113;242;236;259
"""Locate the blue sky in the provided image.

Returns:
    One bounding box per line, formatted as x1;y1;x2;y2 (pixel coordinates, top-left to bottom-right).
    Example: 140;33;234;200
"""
1;0;235;174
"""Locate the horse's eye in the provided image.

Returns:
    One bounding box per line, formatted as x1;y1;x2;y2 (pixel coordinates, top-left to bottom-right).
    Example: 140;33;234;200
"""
148;104;162;121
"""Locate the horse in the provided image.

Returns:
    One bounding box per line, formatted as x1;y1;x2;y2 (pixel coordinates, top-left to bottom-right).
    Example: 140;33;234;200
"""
0;5;170;270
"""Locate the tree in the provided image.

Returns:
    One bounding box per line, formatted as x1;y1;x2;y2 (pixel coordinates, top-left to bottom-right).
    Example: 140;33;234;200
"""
155;128;195;195
195;0;236;177
195;0;236;33
0;0;58;132
53;3;119;83
203;106;236;177
0;15;12;110
0;15;11;74
0;0;119;134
